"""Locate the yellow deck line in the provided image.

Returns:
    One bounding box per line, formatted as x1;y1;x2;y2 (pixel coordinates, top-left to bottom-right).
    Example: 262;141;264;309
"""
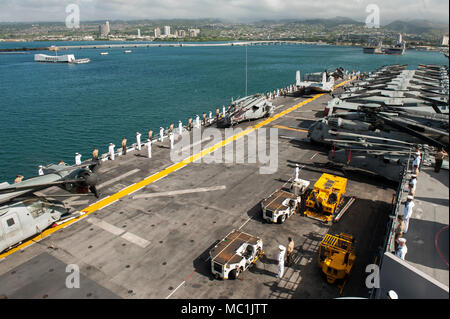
0;77;353;259
272;125;309;133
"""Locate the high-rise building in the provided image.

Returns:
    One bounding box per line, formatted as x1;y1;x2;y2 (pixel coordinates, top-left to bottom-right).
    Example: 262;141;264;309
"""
441;35;449;46
178;30;186;38
164;26;171;36
99;20;110;38
154;27;161;38
137;29;141;38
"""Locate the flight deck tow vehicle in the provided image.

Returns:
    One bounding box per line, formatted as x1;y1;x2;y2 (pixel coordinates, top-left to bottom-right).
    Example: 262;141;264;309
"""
210;229;264;280
261;179;309;224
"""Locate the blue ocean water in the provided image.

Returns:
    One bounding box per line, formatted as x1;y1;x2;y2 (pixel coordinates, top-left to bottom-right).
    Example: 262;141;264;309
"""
0;41;448;182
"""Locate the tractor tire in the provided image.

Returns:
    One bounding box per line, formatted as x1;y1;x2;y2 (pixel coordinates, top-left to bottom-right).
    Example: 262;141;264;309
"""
229;268;241;280
277;214;286;224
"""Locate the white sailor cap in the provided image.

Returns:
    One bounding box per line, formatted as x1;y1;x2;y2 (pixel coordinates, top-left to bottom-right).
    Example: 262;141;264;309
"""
388;290;398;299
39;165;43;168
407;195;414;200
398;238;406;243
296;164;299;167
279;244;285;251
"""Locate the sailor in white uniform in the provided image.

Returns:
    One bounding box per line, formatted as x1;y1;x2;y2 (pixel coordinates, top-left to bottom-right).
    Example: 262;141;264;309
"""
412;151;421;174
159;127;165;142
75;152;82;165
294;164;300;182
108;143;115;161
395;238;408;260
408;174;417;196
403;195;415;233
136;132;142;151
223;106;226;117
169;132;174;149
38;165;44;176
178;121;183;135
146;139;152;158
195;115;200;128
277;245;286;279
209;111;212;123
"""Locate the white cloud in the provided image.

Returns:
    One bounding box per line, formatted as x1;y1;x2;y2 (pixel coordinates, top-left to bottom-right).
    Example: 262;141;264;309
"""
0;0;448;23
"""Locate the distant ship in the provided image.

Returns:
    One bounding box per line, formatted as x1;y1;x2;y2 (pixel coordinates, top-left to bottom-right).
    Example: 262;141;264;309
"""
362;34;406;55
383;33;406;55
363;40;383;54
124;50;132;53
100;52;109;55
34;54;90;64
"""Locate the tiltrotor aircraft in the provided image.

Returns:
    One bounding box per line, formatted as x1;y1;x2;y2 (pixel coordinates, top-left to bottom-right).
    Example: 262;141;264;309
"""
0;162;99;253
216;94;274;128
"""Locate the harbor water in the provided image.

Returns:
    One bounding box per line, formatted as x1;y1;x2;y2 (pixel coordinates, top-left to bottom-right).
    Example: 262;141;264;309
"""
0;41;448;182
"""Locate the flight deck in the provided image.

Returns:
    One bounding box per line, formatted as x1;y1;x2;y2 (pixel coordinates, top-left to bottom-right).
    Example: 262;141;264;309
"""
0;79;403;299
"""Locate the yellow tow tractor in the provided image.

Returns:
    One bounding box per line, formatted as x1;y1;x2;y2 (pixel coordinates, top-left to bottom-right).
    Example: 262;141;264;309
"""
318;233;356;294
304;173;347;222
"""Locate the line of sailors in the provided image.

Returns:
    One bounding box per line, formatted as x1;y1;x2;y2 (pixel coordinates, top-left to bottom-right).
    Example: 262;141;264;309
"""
393;149;423;261
33;81;298;174
266;84;297;100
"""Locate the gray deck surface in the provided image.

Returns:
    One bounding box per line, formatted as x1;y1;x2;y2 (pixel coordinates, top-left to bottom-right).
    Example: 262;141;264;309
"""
402;167;449;287
0;82;401;299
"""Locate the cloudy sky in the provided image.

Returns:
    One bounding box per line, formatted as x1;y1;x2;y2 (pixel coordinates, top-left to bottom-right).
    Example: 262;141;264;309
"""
0;0;448;24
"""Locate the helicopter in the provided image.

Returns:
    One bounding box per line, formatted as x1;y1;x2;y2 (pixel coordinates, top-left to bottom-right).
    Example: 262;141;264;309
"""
0;162;99;253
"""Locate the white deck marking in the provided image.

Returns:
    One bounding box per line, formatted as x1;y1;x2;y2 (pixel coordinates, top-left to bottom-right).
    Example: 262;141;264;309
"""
87;217;150;248
120;232;150;248
87;217;125;236
165;281;186;299
132;185;226;199
97;168;140;188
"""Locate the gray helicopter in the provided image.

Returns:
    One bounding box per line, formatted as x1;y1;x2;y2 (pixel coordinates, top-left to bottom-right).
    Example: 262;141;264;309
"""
0;163;99;253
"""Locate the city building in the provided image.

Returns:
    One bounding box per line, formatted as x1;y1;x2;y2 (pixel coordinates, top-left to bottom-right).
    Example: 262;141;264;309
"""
137;29;141;38
99;20;110;38
164;26;171;36
188;28;200;37
178;30;186;38
441;35;449;46
154;27;161;38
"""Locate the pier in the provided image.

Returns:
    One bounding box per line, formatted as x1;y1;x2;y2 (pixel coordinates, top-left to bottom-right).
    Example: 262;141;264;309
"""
0;40;324;53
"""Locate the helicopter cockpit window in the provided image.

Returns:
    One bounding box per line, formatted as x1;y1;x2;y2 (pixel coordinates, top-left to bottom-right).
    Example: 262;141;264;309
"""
24;199;46;219
6;218;15;227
